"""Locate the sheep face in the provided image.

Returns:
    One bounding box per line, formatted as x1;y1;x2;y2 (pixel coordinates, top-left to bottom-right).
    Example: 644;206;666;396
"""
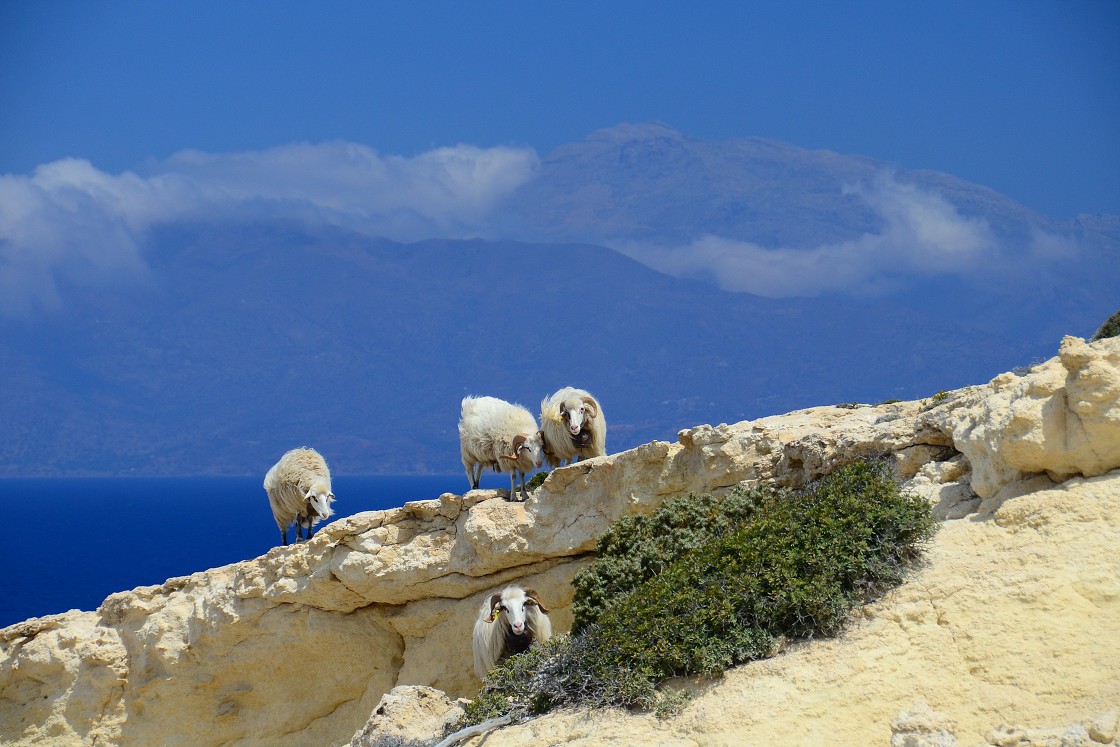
303;481;335;524
504;430;545;472
489;587;547;635
560;396;598;436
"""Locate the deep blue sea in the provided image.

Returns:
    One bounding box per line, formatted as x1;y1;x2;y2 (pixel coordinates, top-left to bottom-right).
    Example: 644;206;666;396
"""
1;473;510;629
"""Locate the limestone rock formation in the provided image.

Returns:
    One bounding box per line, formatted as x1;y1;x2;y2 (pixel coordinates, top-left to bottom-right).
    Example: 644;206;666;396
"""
2;336;1118;747
349;686;463;747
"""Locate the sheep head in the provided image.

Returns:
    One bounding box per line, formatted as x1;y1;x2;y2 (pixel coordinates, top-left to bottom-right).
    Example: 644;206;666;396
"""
303;480;336;522
500;431;545;469
487;587;549;634
561;396;598;435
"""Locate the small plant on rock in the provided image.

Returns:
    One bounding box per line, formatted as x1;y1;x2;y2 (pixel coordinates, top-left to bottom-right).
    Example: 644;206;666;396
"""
524;470;549;491
1092;308;1120;341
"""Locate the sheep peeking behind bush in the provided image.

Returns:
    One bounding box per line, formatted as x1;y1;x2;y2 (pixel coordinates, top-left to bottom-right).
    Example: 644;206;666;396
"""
472;586;553;679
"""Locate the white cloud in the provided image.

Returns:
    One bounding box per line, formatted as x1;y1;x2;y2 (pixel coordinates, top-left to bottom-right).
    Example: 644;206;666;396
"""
0;142;539;316
0;160;152;315
614;172;1070;298
157;141;538;229
0;153;1080;317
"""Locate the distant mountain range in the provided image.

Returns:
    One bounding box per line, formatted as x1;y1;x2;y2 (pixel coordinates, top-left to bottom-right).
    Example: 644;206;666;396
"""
1;123;1115;477
494;123;1119;342
498;122;1090;247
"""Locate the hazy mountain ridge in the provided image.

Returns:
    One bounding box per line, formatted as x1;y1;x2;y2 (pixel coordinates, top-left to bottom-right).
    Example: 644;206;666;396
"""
495;123;1118;342
497;122;1070;246
0;222;1041;477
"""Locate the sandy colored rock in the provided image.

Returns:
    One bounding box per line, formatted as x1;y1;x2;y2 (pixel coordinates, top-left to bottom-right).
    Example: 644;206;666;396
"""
891;701;958;747
1087;710;1118;743
349;686;462;747
934;335;1120;500
2;336;1118;747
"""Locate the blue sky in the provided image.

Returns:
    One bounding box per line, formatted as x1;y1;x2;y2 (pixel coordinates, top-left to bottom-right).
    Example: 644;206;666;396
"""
2;1;1118;221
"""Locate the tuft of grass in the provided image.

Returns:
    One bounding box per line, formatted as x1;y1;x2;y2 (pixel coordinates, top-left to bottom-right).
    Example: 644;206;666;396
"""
456;460;937;730
920;390;950;411
654;688;692;720
1092;308;1120;341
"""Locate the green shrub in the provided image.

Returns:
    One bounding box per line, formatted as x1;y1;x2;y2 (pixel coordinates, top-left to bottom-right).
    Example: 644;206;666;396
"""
525;470;549;491
1092;308;1120;341
571;488;766;632
456;460;937;730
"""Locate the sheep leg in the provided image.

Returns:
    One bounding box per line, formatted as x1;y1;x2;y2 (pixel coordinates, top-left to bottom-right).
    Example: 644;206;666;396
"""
281;529;289;546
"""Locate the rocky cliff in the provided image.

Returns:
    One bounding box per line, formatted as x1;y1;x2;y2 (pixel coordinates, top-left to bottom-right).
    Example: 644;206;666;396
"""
2;336;1118;747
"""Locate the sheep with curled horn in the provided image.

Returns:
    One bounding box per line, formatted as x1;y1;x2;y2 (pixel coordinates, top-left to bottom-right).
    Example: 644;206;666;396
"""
459;395;545;501
472;586;552;678
540;387;607;468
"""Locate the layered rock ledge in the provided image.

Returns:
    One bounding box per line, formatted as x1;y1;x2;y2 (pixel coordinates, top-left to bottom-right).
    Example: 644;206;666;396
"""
2;336;1118;747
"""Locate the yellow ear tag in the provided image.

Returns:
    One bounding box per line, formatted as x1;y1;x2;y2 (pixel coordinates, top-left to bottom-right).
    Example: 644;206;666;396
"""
489;609;501;622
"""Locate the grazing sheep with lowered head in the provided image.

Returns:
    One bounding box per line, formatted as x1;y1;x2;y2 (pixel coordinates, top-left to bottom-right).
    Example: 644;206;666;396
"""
459;395;545;501
540;387;606;468
263;447;336;546
472;585;552;678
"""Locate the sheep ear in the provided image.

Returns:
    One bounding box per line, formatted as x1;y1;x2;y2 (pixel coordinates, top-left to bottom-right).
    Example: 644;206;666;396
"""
524;589;550;615
580;397;598;417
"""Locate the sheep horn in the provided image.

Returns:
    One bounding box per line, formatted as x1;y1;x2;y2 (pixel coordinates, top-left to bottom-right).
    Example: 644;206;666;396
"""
524;588;550;615
580;397;598;417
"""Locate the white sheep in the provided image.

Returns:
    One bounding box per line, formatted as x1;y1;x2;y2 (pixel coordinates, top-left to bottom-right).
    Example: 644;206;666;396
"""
540;387;607;468
263;447;336;546
472;586;553;679
459;395;545;501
